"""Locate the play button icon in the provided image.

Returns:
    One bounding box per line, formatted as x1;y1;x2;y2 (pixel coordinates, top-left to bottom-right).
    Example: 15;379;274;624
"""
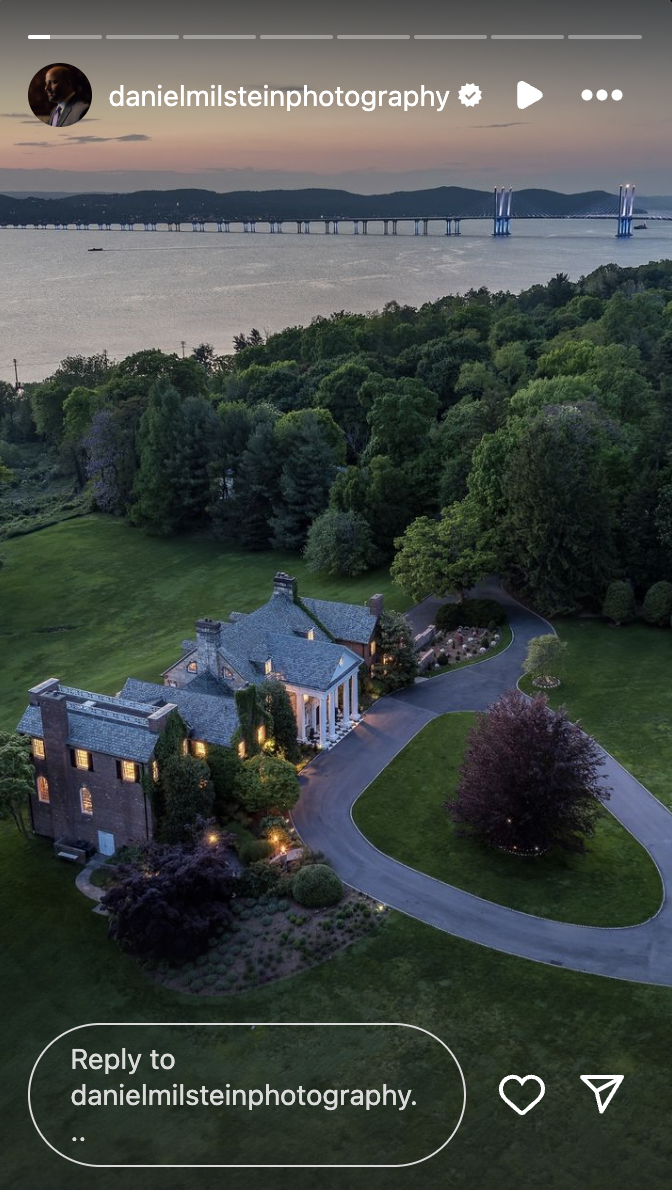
517;80;543;109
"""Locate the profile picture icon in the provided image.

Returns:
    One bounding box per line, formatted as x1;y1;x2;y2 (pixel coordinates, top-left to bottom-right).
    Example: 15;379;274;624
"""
28;63;92;128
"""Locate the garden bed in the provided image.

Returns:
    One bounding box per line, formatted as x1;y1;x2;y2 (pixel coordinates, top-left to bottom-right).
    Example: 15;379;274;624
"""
146;889;388;996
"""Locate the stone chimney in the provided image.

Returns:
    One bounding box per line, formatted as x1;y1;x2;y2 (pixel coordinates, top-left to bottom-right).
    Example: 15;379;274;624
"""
273;572;297;601
196;618;221;677
368;594;384;619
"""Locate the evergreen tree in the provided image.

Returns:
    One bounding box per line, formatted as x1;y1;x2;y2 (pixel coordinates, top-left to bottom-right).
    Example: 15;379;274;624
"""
170;395;220;528
602;580;636;625
271;414;337;550
642;581;672;626
130;378;185;534
231;418;282;550
371;611;418;691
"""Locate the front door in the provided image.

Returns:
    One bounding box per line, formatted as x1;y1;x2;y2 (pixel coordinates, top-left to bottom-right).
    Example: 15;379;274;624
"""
97;830;115;857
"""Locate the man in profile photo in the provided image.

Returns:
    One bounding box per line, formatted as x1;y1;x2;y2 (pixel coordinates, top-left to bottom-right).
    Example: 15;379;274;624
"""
45;65;90;127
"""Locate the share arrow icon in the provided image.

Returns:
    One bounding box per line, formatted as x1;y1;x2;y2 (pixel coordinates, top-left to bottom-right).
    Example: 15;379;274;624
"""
580;1075;624;1114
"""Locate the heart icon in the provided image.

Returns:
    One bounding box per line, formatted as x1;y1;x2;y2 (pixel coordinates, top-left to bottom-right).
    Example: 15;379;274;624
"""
498;1075;546;1116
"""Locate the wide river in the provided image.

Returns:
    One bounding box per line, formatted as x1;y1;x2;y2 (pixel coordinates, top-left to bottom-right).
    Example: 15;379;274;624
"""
2;220;671;382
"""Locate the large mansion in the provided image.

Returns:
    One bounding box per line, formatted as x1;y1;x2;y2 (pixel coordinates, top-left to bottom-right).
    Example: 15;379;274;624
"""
18;573;383;858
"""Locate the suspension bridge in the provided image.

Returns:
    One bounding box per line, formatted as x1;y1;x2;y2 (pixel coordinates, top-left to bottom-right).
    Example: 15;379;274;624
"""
1;185;669;237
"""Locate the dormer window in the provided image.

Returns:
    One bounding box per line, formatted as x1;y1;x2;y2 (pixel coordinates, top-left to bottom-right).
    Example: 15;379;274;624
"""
73;748;92;771
307;629;314;641
187;660;198;673
264;659;272;675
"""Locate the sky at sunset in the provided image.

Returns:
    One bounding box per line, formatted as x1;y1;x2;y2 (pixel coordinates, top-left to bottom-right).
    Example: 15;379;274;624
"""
0;0;670;194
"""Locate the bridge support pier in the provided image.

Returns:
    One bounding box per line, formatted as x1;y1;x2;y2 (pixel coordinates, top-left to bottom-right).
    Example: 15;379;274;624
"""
617;184;635;238
493;187;513;236
445;219;452;236
353;220;359;234
414;219;419;236
362;220;368;235
455;218;461;235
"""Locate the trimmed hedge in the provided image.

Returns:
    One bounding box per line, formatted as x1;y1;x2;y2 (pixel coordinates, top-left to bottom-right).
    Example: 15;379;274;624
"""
292;864;343;909
642;581;672;627
435;599;507;633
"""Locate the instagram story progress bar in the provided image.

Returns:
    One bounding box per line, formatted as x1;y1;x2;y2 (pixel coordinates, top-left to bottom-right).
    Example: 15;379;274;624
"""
27;31;644;40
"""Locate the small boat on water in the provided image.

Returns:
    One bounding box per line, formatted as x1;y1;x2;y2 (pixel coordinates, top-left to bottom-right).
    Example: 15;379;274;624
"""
634;222;648;230
87;246;103;252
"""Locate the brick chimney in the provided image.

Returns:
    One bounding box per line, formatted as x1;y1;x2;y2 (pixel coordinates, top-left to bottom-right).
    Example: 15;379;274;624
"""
368;594;384;619
273;572;297;601
196;618;221;677
146;703;178;734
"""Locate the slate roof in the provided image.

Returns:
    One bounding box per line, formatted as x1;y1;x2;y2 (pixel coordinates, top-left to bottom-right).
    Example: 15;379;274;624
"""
121;678;238;747
302;597;378;645
213;592;332;685
266;633;360;692
17;700;159;764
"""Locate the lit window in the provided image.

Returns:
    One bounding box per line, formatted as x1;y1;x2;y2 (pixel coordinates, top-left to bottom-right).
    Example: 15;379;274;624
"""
257;725;266;746
32;738;46;759
192;740;207;759
307;629;314;641
36;775;50;803
74;749;91;770
223;668;233;679
370;640;377;656
181;739;188;756
79;786;93;815
237;740;246;760
264;659;272;675
151;761;159;783
120;760;137;783
187;660;198;673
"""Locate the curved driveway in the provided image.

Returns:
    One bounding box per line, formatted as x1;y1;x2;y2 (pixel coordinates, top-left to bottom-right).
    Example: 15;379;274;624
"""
293;586;672;986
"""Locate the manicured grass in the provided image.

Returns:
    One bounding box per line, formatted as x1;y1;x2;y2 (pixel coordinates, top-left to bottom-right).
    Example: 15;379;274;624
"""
0;515;411;732
3;823;672;1190
353;713;661;926
519;618;672;807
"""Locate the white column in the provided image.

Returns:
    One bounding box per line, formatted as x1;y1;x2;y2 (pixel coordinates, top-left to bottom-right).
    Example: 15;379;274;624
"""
293;689;306;742
342;675;351;724
351;670;360;720
310;698;317;734
319;695;328;749
328;690;337;740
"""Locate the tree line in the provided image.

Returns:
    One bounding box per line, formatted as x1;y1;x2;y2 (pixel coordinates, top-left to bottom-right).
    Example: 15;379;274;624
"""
2;258;672;614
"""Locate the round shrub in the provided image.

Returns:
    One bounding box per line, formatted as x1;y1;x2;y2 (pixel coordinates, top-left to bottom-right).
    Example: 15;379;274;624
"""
292;864;343;909
642;581;672;627
602;580;636;626
239;839;274;865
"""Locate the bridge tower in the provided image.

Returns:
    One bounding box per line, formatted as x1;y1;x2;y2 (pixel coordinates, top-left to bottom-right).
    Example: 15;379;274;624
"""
617;184;635;238
493;187;513;236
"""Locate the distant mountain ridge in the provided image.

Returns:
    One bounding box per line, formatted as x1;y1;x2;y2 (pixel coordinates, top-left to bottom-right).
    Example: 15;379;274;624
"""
0;186;651;224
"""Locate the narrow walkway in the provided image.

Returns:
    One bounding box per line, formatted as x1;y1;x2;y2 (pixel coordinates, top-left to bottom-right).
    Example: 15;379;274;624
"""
293;585;672;987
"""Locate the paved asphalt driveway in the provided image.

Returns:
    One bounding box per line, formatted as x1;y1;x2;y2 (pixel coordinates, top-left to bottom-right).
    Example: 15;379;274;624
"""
293;586;672;986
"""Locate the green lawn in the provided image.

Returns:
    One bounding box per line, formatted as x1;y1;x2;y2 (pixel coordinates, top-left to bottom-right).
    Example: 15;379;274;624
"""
0;515;411;732
4;824;672;1190
520;618;672;807
353;713;661;926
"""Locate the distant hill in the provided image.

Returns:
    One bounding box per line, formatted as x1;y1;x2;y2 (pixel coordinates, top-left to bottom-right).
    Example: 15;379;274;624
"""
0;186;650;224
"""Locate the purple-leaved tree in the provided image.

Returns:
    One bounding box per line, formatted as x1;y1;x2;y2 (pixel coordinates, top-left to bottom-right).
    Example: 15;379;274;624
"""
447;688;609;855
